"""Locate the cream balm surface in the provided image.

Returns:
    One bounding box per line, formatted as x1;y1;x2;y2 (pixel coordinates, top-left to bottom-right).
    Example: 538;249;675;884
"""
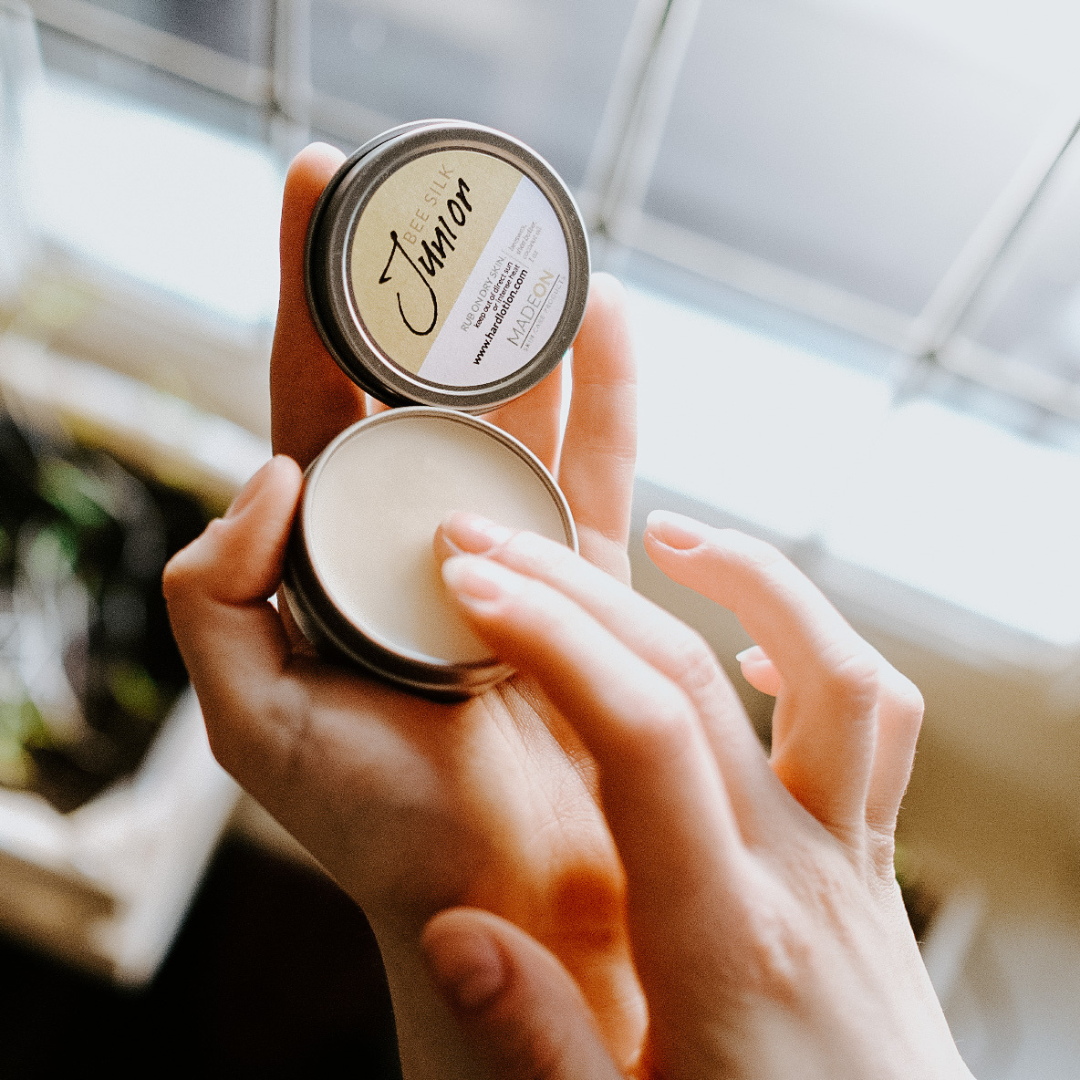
286;408;575;696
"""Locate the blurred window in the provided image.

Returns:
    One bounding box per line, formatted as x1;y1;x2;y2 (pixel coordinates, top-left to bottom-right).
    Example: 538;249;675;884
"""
641;0;1059;321
11;0;1080;657
83;0;273;64
307;0;640;188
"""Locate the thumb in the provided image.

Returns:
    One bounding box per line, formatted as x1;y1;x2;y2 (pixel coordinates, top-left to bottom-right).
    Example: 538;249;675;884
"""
162;454;302;782
422;908;625;1080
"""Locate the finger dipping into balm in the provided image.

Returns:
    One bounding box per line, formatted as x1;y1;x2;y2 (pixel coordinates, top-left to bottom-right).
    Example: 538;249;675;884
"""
283;408;576;699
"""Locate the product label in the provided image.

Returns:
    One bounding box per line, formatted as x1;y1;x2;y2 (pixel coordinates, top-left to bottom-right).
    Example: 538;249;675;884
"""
349;148;570;388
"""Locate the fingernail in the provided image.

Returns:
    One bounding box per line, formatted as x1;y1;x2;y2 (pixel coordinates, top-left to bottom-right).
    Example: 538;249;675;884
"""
442;555;521;608
441;512;515;555
646;510;708;550
735;647;759;663
225;457;280;519
424;925;506;1013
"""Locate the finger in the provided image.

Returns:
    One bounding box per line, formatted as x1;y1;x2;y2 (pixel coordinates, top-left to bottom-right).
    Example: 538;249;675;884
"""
163;456;302;786
644;512;879;840
441;553;750;978
165;456;456;898
557;273;637;582
736;646;783;697
735;639;920;840
438;513;779;824
865;667;923;837
271;142;367;468
483;363;564;473
423;908;625;1080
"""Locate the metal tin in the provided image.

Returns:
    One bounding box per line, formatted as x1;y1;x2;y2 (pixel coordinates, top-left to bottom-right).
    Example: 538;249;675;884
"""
282;407;577;700
305;121;590;412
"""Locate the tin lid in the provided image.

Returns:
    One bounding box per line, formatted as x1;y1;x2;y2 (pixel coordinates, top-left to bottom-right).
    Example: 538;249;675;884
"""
305;121;590;412
283;408;577;699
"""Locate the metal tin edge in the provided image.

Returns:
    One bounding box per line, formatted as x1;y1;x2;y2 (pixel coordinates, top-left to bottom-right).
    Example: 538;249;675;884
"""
307;122;590;412
284;408;576;696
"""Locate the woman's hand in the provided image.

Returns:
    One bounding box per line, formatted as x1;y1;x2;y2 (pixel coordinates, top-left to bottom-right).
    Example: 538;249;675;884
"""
164;144;643;1080
416;512;974;1080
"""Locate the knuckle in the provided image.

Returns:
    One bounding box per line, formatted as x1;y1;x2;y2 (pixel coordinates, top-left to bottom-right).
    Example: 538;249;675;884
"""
161;545;196;601
623;688;699;762
160;557;195;614
866;830;899;883
159;556;184;605
161;520;224;604
738;901;814;1003
817;647;881;714
884;669;925;723
663;628;725;698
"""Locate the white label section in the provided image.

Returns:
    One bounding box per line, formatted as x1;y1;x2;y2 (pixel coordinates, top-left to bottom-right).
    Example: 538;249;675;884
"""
417;175;570;388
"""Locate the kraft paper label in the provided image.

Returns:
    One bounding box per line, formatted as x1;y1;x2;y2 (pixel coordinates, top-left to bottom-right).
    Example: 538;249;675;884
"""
349;148;570;388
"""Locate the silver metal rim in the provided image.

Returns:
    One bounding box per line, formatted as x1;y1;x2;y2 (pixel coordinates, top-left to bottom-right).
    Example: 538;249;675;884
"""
285;408;578;696
306;121;590;412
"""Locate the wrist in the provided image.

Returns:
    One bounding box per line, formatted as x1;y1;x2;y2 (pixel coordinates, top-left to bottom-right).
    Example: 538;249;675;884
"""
372;921;489;1080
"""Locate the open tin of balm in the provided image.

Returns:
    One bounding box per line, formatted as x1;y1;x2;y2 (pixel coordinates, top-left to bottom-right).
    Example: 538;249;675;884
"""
283;408;577;699
306;120;590;411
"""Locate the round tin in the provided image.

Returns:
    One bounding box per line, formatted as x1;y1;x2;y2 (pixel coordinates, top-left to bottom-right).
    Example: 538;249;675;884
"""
306;120;590;412
283;407;577;699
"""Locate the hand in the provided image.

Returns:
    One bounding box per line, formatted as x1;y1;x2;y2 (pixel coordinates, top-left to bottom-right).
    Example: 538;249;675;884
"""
164;144;644;1080
417;513;974;1080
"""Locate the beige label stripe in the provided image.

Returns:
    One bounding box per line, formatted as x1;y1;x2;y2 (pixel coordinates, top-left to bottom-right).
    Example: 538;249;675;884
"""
350;150;523;376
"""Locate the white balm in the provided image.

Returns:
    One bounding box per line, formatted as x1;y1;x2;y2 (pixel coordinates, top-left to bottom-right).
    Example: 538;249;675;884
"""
284;408;576;698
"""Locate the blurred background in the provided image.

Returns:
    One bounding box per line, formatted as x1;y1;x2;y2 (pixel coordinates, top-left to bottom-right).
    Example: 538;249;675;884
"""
1;0;1079;1076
